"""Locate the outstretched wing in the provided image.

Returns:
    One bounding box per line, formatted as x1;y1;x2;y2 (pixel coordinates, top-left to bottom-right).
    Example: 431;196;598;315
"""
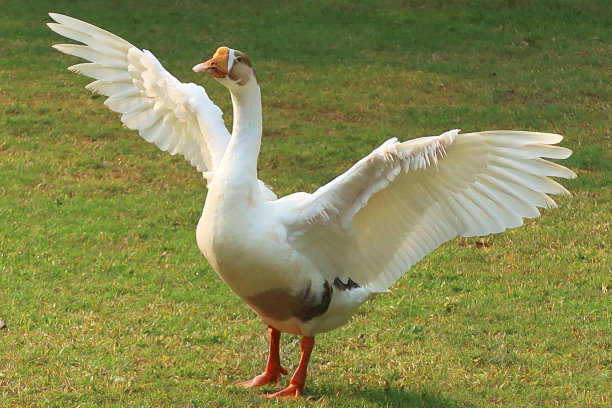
289;130;576;291
47;13;230;179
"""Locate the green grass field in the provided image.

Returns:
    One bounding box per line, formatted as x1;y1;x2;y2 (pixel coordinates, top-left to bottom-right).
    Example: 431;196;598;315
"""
1;0;610;406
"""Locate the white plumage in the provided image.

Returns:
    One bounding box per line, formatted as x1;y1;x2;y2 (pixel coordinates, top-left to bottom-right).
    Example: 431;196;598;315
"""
293;129;574;292
48;13;576;399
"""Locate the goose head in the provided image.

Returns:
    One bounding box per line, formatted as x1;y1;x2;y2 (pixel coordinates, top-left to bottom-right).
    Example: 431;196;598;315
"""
193;46;258;92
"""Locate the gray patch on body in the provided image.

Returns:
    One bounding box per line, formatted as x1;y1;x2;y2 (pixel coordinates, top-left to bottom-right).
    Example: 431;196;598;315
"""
247;280;332;322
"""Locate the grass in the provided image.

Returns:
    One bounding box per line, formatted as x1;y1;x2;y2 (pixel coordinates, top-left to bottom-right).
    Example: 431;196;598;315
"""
1;0;610;406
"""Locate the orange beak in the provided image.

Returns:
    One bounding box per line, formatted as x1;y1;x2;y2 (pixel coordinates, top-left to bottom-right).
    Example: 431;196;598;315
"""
193;46;229;78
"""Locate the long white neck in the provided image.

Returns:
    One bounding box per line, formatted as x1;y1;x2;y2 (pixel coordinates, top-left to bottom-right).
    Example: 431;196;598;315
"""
216;82;262;189
231;84;262;163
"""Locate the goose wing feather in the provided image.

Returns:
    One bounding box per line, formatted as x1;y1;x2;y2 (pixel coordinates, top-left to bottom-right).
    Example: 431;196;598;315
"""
288;130;575;292
48;13;230;179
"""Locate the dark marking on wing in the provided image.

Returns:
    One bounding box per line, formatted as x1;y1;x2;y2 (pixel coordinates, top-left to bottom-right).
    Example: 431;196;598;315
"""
247;280;333;323
296;280;332;322
333;277;361;291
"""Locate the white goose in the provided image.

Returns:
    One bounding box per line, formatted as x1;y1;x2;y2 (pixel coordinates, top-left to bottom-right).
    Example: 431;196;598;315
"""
48;13;576;399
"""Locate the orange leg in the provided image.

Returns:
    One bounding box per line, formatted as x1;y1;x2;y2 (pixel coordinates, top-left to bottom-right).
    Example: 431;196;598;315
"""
265;336;315;399
238;325;287;388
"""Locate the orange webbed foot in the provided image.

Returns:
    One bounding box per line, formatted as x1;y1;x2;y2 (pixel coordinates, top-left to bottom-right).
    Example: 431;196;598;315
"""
263;383;303;399
237;366;288;388
263;336;314;399
239;325;287;388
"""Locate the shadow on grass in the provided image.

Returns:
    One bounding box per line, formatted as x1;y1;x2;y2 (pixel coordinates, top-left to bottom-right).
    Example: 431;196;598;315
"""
308;384;467;407
357;386;463;407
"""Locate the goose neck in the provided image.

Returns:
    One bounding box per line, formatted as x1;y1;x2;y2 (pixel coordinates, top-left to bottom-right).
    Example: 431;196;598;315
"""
230;85;262;142
217;83;262;187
